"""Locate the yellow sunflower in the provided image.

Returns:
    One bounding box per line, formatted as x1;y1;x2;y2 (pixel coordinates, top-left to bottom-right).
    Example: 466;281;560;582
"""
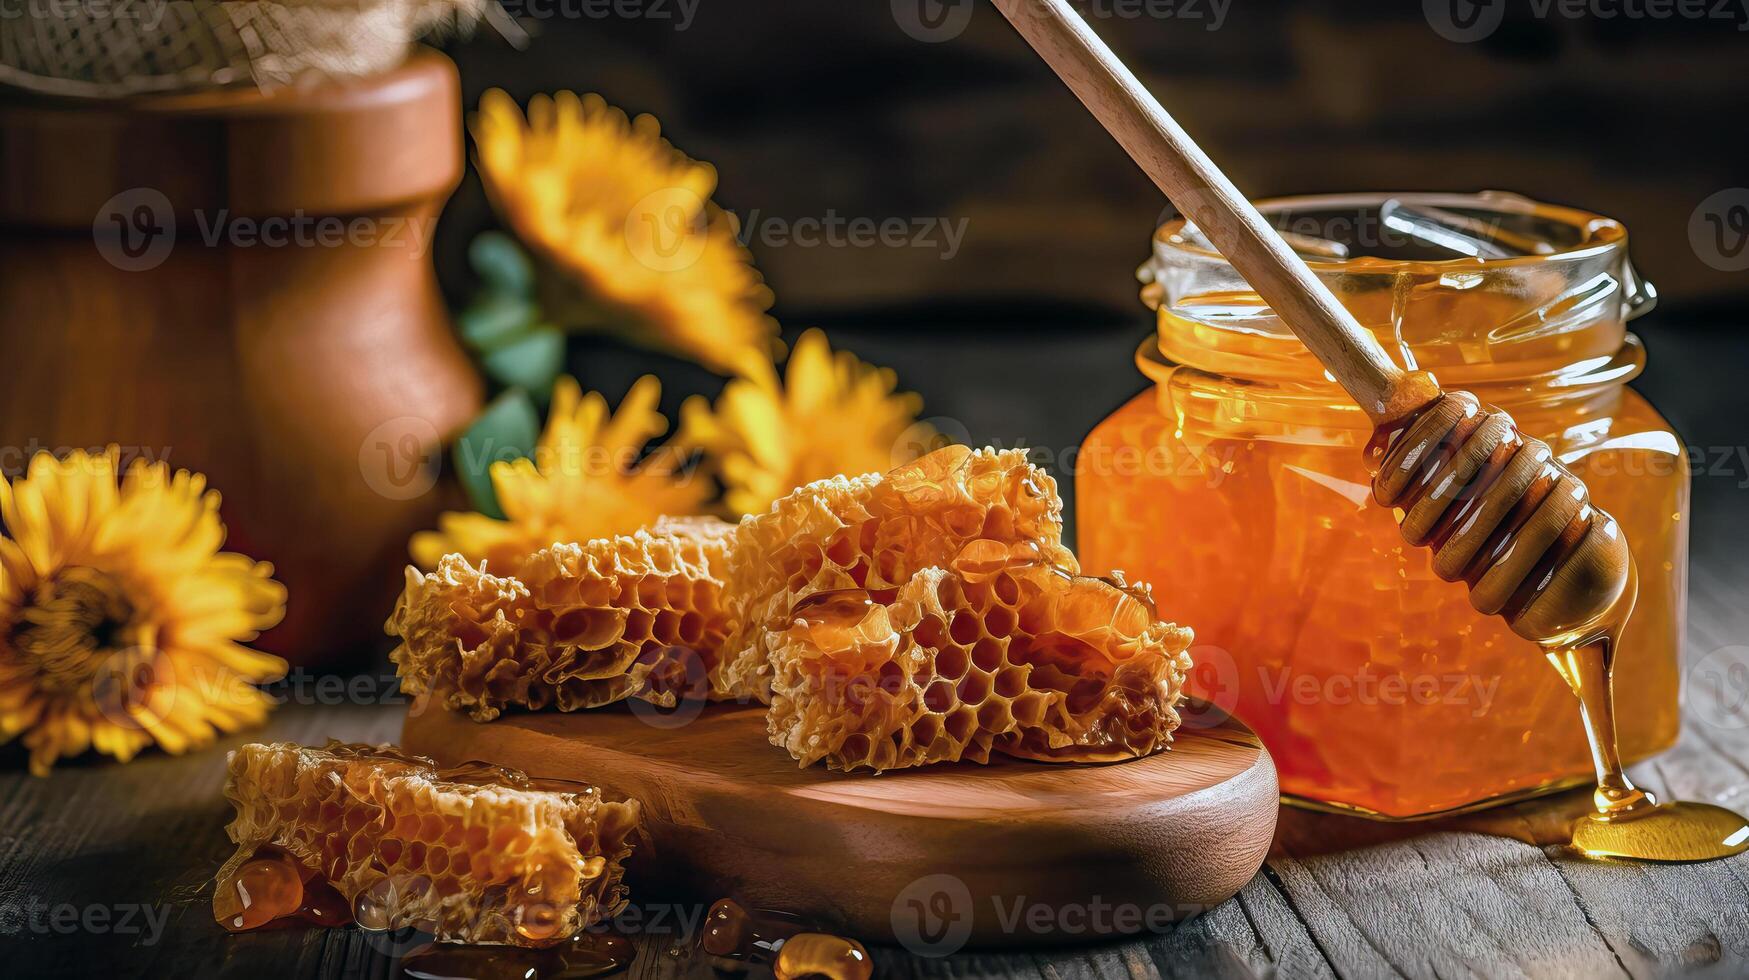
0;449;286;776
679;329;935;515
411;375;713;572
472;89;779;377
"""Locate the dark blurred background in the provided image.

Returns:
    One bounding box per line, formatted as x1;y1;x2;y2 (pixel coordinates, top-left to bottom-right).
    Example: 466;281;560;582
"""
427;0;1749;542
433;0;1749;310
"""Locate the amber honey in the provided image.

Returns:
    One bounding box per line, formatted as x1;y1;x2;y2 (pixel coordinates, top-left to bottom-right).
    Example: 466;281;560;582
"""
700;899;871;980
1077;193;1686;818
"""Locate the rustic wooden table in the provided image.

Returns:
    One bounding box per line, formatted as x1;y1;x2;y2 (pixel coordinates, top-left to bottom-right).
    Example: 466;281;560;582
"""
5;321;1747;978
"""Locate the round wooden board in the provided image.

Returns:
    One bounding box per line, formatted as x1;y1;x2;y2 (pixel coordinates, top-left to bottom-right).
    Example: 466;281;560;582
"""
402;700;1277;948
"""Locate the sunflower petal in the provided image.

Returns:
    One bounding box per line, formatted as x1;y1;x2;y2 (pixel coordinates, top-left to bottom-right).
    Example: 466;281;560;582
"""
677;331;932;516
471;89;777;375
410;376;715;573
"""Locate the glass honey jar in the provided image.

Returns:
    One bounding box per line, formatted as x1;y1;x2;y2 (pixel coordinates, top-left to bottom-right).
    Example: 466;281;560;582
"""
1076;192;1684;818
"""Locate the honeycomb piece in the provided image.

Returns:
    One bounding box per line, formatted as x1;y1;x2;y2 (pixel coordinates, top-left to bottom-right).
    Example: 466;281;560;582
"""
214;741;640;946
765;557;1192;772
992;567;1195;763
721;445;1075;701
387;518;746;720
765;579;996;770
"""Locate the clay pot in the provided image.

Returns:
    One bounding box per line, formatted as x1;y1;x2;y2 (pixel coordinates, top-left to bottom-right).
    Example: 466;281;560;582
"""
0;50;483;665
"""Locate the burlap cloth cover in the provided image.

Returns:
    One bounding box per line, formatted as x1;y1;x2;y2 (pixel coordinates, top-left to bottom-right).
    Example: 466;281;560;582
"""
0;0;484;97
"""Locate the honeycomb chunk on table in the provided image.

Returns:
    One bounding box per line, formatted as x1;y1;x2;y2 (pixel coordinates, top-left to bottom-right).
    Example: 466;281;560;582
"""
765;557;1193;772
213;741;640;946
720;445;1076;702
386;516;745;720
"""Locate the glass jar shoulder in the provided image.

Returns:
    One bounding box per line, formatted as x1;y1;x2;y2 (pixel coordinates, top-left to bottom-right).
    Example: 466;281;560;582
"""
1544;386;1691;487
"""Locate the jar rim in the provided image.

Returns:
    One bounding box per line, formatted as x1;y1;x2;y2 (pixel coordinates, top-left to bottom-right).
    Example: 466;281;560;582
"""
1149;190;1627;273
1141;191;1650;394
1136;332;1646;412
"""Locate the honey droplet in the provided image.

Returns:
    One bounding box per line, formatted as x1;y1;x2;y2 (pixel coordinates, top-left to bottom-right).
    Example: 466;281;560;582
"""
529;776;598;797
442;759;532;790
772;933;873;980
214;849;304;932
515;902;564;943
699;898;750;956
352;883;393;933
699;898;807;962
950;538;1043;582
353;874;434;933
789;590;886;652
883;444;973;500
791;590;876;625
293;877;353;927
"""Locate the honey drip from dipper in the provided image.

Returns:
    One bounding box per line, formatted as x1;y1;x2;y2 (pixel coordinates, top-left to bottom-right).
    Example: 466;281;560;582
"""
1372;395;1749;862
1546;564;1749;862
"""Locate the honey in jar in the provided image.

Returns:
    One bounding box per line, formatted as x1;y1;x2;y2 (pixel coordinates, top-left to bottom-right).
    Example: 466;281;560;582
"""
1076;192;1684;818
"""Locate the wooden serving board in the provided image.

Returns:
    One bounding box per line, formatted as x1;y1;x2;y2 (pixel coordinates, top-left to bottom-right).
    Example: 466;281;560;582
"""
402;700;1277;948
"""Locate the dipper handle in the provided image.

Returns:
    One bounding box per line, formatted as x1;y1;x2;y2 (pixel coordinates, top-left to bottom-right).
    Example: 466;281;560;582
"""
990;0;1437;424
994;0;1632;641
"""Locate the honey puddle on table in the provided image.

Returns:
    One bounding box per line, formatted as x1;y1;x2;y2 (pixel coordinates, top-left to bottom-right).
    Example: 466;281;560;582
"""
400;932;633;980
397;898;868;980
1546;624;1749;862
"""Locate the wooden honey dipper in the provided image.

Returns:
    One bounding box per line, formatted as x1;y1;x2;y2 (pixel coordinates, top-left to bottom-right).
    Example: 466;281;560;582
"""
993;0;1630;645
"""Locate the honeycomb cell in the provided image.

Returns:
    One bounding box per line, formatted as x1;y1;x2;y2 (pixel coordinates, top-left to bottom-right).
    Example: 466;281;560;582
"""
721;445;1076;702
214;741;640;946
386;517;750;720
765;562;1193;772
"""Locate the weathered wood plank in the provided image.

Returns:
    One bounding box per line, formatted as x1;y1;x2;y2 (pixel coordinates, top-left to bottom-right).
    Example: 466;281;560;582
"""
1146;876;1334;980
7;662;1748;978
5;327;1748;979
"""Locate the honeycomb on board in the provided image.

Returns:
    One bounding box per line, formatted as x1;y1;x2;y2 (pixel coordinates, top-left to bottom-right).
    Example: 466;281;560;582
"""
214;741;640;945
990;566;1194;763
719;445;1078;703
765;555;1194;772
385;517;744;720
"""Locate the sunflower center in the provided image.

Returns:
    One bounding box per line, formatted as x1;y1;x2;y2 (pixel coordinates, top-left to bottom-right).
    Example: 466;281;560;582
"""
13;567;143;694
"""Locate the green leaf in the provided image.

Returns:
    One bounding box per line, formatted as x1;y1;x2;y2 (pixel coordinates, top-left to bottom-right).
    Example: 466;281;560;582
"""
456;292;539;354
469;231;536;295
479;326;565;403
453;388;541;519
